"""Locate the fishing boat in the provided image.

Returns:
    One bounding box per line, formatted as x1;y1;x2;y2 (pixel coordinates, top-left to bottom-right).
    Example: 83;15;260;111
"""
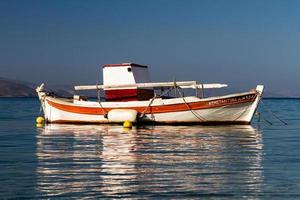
36;63;264;125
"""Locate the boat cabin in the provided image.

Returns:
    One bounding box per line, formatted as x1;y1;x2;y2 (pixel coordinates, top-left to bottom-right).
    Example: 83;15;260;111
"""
103;63;154;101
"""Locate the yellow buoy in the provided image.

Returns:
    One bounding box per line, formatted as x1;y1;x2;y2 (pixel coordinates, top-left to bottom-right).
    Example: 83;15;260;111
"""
123;120;133;128
36;116;45;124
36;123;44;128
122;127;131;133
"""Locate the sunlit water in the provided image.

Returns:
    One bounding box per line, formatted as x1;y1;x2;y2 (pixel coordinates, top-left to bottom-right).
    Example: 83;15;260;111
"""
1;98;300;199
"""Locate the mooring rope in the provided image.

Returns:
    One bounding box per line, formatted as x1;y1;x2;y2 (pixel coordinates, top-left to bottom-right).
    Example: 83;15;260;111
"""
96;83;108;116
260;99;288;125
139;88;174;119
140;93;158;118
39;104;43;116
256;111;273;125
38;94;46;117
174;83;207;122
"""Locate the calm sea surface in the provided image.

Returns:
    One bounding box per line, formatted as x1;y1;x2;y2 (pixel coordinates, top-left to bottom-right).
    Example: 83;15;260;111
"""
1;98;300;199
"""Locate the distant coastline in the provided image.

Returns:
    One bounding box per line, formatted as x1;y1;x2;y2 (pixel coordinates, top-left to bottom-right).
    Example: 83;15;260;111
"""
0;77;36;97
263;97;300;99
0;77;74;98
1;77;299;98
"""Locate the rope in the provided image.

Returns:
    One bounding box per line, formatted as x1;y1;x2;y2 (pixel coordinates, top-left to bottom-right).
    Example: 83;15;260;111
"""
140;93;157;117
260;99;287;125
232;102;252;122
39;104;43;116
139;87;174;119
174;83;207;122
139;81;207;122
38;95;46;117
96;83;108;116
256;111;273;125
143;93;157;120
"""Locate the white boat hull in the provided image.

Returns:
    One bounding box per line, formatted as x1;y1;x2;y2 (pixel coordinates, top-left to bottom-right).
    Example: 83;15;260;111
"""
37;85;263;125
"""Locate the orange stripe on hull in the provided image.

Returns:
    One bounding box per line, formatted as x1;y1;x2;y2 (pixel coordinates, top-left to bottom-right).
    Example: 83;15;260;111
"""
46;93;257;115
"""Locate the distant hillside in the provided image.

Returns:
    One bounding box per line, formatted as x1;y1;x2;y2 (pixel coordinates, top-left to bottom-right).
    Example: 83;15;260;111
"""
1;77;300;98
0;78;74;97
45;84;75;97
0;78;36;97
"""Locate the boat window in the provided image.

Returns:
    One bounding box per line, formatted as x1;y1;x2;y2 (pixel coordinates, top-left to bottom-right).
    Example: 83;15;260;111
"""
127;68;132;72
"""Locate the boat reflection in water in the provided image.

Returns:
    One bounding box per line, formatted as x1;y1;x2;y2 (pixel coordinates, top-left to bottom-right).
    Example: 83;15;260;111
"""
36;124;264;198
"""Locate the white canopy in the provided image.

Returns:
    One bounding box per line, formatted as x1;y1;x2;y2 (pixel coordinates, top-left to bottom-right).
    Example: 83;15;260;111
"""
74;81;228;90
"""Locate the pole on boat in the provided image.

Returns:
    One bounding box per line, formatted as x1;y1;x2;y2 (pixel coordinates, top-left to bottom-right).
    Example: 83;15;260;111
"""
201;83;204;98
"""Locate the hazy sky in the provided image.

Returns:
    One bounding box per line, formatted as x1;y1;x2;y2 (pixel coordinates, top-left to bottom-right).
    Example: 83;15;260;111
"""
1;0;300;93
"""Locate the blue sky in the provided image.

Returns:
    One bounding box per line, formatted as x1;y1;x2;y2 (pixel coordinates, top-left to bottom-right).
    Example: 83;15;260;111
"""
1;0;300;94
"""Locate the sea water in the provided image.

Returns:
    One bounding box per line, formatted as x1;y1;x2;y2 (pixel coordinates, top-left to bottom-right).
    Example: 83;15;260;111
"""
0;98;300;199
